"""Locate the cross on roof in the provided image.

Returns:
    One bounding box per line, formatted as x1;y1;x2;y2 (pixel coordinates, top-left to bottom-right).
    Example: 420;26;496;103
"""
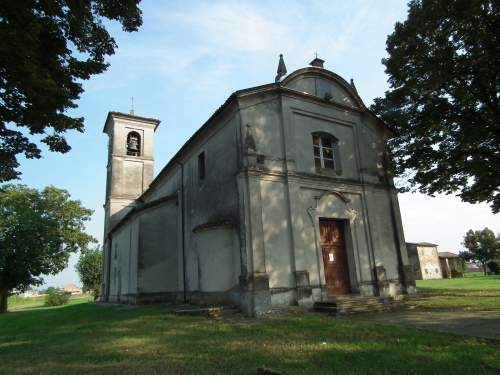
130;96;135;111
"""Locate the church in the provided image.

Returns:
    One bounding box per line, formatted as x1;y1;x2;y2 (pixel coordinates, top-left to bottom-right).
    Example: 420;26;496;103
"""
101;55;416;317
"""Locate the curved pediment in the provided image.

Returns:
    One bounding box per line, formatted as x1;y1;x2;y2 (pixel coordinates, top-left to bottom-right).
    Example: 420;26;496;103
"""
280;67;366;109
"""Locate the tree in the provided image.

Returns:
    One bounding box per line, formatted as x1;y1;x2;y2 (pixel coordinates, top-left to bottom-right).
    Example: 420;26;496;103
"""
42;286;58;295
453;258;468;276
0;184;96;313
460;228;500;275
371;0;500;213
0;0;142;182
487;260;500;274
75;245;103;301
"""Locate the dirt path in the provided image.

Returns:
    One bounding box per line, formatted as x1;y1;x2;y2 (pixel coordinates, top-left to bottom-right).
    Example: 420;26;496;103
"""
340;308;500;343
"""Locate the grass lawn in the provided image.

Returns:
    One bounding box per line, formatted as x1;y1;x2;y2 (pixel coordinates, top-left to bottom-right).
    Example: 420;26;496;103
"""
6;295;94;312
0;298;499;375
414;274;500;311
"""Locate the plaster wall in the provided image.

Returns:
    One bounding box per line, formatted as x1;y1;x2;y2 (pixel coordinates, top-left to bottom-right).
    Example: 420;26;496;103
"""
181;117;240;294
238;95;284;171
137;200;180;298
365;190;401;280
417;246;442;280
195;227;239;292
406;244;422;280
107;220;139;303
260;179;293;289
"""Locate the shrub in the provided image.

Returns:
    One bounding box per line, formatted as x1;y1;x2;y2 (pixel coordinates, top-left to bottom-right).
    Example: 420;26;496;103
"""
44;290;70;307
486;260;500;275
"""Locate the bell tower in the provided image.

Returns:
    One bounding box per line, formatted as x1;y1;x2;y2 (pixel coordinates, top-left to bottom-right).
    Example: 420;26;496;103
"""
103;111;161;234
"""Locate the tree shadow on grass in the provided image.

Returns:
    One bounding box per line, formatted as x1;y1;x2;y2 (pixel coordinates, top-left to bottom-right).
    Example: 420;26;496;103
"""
1;305;499;374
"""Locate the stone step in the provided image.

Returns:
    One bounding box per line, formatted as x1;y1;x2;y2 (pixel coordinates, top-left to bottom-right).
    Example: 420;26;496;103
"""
172;304;247;320
336;304;416;317
313;296;415;317
324;294;365;300
172;304;237;317
314;302;400;314
315;297;395;308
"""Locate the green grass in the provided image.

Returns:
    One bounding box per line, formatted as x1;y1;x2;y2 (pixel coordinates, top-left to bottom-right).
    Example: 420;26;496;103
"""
7;295;36;305
0;299;499;375
6;295;93;312
414;274;500;311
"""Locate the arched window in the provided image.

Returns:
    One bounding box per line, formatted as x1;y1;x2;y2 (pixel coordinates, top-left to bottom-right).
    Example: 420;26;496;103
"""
126;131;141;156
312;133;340;174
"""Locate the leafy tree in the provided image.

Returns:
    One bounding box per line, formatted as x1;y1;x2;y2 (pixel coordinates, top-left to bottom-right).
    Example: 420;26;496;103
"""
452;259;468;276
42;286;60;294
460;228;500;275
487;260;500;275
371;0;500;213
0;184;96;313
0;0;143;182
75;245;103;301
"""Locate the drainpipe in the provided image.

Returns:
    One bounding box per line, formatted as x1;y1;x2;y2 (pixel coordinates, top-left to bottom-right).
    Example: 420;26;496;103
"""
174;159;187;302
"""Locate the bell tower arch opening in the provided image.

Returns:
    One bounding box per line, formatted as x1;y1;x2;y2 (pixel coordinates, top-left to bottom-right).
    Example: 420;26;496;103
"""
126;131;141;156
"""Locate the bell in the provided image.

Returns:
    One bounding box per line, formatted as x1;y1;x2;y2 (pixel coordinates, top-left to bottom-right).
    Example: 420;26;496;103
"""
128;139;138;152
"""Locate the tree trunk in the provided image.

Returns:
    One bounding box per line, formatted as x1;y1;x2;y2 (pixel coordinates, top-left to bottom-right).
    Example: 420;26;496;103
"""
0;289;9;313
481;261;488;275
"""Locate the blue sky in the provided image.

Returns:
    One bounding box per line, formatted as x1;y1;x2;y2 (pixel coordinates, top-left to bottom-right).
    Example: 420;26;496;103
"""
9;0;500;288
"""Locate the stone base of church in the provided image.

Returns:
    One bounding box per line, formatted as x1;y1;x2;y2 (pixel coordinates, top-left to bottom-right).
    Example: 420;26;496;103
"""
104;291;184;304
185;291;237;306
102;280;415;317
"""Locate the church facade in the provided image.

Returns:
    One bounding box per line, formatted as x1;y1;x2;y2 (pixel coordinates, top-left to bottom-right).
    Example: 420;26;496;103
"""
101;56;416;317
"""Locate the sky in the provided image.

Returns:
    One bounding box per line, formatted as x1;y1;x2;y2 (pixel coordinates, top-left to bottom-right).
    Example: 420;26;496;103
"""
7;0;500;289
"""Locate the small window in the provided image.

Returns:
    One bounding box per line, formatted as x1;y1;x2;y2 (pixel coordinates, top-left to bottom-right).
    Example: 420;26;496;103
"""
313;134;338;173
435;268;439;274
316;79;331;99
114;244;117;260
198;152;205;181
126;131;141;156
425;269;428;274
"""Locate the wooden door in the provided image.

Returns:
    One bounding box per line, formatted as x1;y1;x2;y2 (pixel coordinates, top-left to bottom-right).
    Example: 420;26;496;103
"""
319;219;352;296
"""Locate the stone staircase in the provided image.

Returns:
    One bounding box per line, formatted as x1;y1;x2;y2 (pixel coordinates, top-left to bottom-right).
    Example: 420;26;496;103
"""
313;295;416;317
172;304;247;322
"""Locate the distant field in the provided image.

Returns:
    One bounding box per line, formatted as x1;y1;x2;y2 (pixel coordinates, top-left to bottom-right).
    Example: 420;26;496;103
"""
7;295;93;312
414;274;500;311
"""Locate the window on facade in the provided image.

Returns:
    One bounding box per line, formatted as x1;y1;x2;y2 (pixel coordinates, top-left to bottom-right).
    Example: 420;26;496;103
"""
425;269;428;274
126;131;141;156
435;268;439;273
316;79;332;100
114;244;117;260
198;152;206;181
313;134;338;172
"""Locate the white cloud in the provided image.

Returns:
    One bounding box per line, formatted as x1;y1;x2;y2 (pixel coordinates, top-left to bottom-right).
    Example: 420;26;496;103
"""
178;3;294;53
